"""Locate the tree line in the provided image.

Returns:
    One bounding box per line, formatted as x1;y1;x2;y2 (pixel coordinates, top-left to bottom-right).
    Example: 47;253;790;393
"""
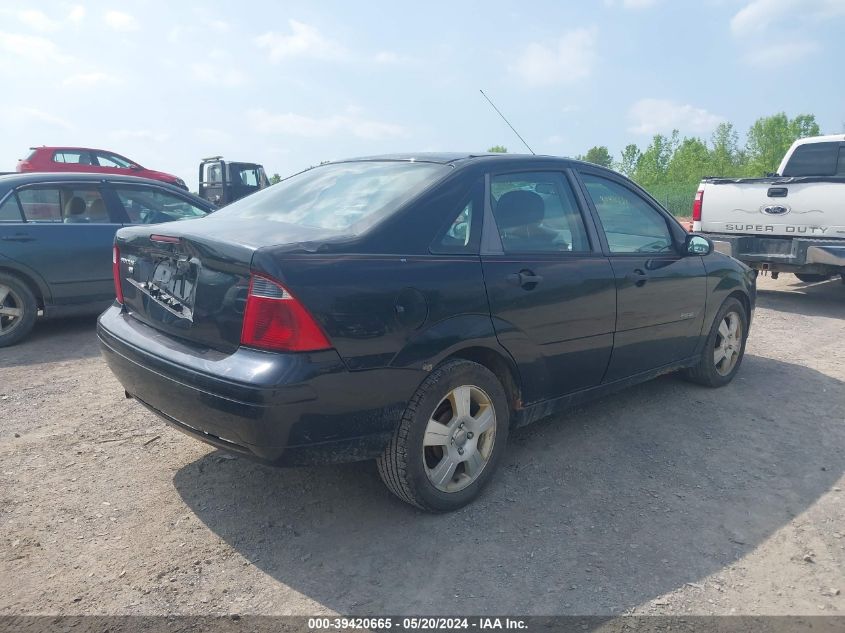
491;112;824;216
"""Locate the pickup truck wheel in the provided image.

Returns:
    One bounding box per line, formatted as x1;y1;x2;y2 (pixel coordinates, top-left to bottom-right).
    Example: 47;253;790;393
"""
794;273;830;283
377;359;509;512
683;297;748;388
0;273;37;348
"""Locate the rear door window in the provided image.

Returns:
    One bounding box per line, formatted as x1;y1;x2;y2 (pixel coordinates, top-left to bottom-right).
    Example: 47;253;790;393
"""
782;142;839;177
0;194;23;222
114;186;208;224
52;150;95;166
17;187;112;223
431;179;483;254
490;172;591;253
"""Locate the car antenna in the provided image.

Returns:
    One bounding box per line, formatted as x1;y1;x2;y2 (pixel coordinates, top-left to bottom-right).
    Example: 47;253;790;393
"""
479;89;535;155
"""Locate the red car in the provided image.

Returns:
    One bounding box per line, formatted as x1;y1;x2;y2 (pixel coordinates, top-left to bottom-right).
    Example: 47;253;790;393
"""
17;147;188;190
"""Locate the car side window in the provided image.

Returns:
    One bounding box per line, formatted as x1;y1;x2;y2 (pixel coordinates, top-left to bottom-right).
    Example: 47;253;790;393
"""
431;179;482;254
490;172;590;253
581;174;674;255
115;187;208;224
0;194;23;222
95;152;132;169
53;150;94;166
17;187;111;223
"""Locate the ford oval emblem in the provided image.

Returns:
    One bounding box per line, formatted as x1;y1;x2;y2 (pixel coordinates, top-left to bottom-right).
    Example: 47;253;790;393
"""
761;204;790;216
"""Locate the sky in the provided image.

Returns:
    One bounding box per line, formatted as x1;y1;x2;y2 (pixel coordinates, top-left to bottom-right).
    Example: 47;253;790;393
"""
1;0;843;190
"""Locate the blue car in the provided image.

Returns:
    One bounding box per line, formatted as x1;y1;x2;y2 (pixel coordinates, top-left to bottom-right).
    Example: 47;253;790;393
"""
0;172;214;346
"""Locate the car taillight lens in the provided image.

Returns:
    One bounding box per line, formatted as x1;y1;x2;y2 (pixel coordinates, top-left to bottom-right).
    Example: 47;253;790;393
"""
112;245;124;304
692;188;704;222
240;275;331;352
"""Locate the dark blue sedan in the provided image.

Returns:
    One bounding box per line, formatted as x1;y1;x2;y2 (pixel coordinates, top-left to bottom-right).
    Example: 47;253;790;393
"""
98;154;756;511
0;173;213;346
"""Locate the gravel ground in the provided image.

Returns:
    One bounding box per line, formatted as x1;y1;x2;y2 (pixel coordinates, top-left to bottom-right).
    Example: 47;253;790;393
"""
0;274;843;616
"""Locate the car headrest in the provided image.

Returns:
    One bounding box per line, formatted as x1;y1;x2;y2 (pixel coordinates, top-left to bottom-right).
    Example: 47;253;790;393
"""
65;196;87;216
494;190;544;229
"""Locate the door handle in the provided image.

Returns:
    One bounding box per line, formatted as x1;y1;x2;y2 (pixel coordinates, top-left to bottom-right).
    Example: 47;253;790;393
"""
506;270;544;289
0;234;35;242
767;187;788;197
625;269;648;286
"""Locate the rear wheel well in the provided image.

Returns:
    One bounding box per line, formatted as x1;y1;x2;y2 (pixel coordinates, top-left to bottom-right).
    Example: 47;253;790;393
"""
0;267;43;310
446;347;522;414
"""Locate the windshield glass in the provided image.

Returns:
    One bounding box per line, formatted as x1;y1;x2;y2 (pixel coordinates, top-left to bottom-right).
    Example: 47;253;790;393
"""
209;161;449;233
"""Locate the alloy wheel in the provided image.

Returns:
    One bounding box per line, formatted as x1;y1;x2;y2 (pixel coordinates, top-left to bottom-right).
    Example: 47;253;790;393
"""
0;284;24;335
714;311;742;376
422;385;497;493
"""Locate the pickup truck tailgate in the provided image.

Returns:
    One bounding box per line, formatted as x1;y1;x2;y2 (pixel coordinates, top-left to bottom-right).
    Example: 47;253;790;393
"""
699;179;845;239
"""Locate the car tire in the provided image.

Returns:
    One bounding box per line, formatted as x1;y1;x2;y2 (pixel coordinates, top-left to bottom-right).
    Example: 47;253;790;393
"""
683;297;748;388
794;273;830;283
377;359;509;512
0;273;37;348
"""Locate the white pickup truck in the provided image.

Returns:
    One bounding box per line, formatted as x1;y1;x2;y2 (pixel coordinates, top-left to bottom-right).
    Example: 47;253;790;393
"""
694;134;845;282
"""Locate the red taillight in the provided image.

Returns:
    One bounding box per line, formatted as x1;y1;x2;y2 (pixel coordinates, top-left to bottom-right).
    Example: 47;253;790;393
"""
692;188;704;222
240;275;331;352
112;245;124;304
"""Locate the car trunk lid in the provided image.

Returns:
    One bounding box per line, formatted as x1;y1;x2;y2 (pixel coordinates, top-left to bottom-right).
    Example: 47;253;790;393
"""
114;218;352;353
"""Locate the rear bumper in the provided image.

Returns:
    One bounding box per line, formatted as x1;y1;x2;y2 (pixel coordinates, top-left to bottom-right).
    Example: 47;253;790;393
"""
97;305;417;465
708;234;845;273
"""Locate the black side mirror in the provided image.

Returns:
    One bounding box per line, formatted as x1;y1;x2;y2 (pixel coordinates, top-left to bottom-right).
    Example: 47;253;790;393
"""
686;234;713;256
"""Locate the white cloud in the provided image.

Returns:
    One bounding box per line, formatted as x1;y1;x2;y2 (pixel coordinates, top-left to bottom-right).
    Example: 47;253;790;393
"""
103;10;139;32
62;72;121;87
67;5;86;24
17;10;61;32
248;108;406;140
730;0;842;67
111;129;170;143
255;20;346;62
731;0;845;35
744;40;820;67
628;98;724;135
0;31;71;64
510;27;597;86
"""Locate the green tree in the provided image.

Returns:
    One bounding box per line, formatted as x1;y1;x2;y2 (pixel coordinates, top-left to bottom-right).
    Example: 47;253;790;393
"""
666;137;710;186
581;145;613;168
617;144;641;178
634;131;678;188
270;173;282;185
709;122;742;177
487;145;508;153
745;113;820;176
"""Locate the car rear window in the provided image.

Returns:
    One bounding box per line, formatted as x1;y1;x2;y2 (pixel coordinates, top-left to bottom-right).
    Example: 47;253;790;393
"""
210;161;450;233
782;142;839;177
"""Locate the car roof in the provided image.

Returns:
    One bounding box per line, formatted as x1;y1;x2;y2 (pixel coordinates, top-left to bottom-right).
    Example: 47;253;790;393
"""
29;146;128;154
788;134;845;148
0;172;210;206
334;152;581;167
